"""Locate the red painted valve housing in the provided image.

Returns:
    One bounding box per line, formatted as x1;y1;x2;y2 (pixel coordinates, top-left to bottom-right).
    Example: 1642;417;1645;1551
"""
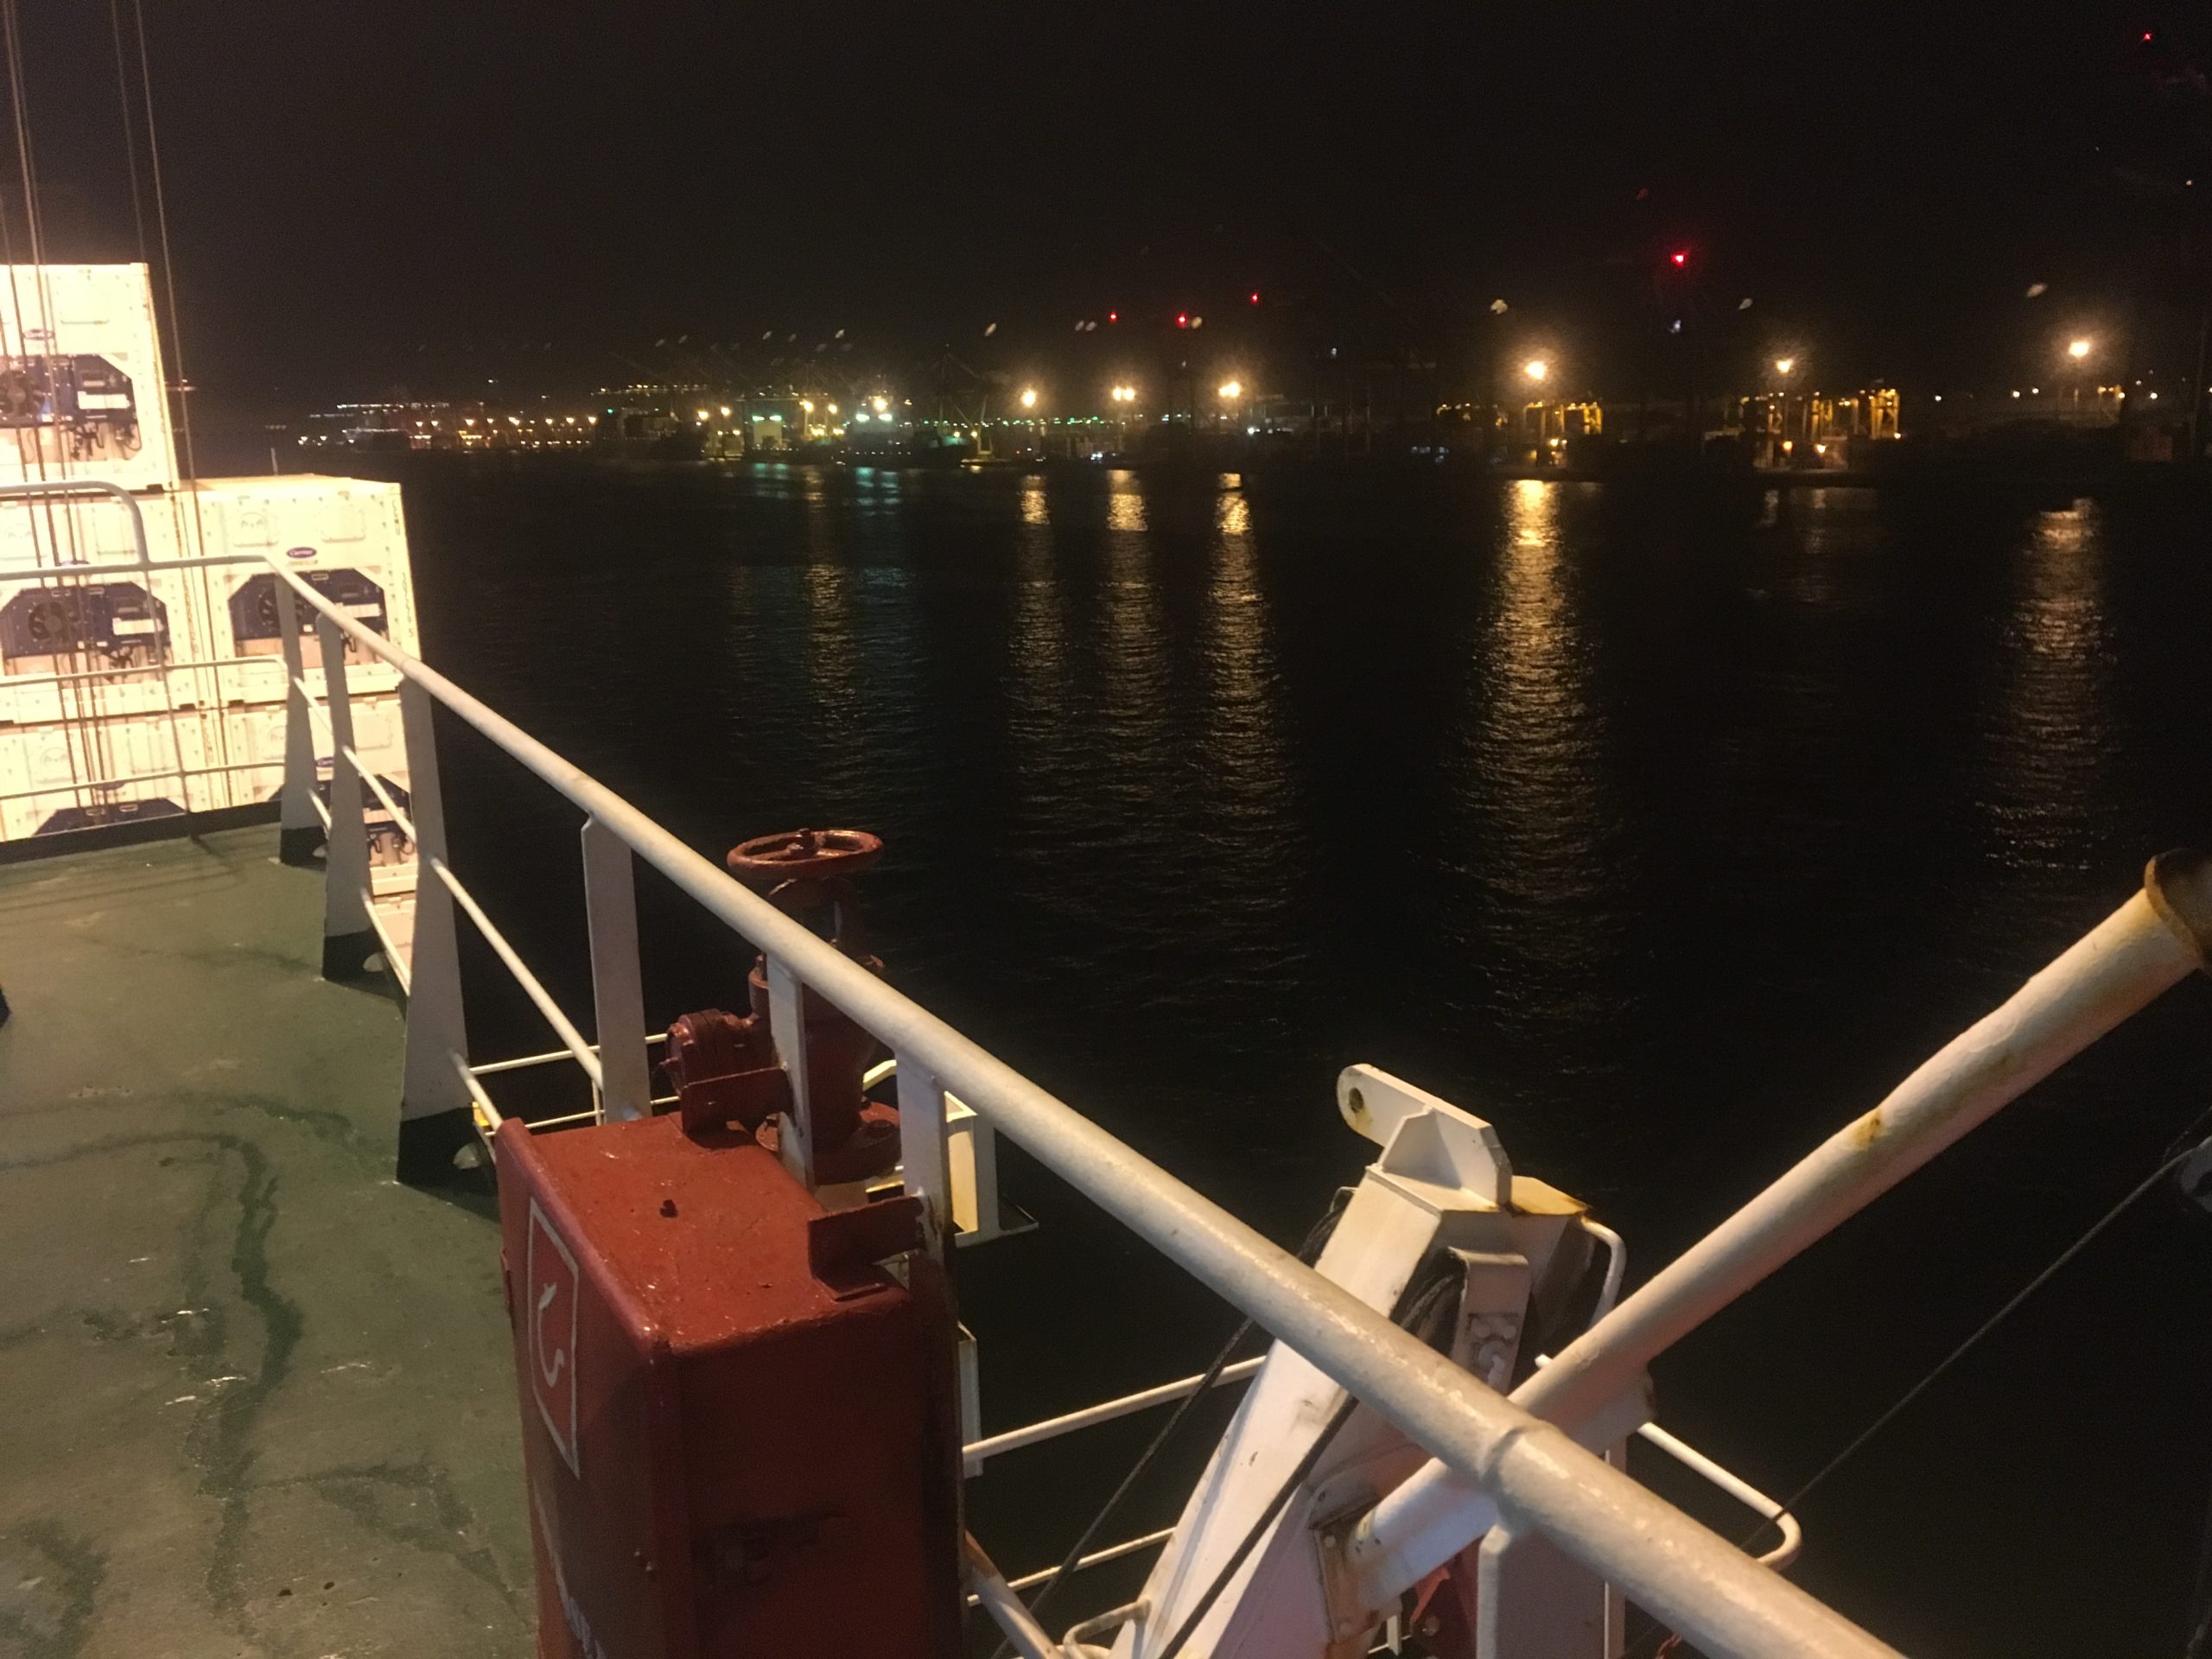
494;826;961;1657
660;828;899;1185
496;1113;961;1659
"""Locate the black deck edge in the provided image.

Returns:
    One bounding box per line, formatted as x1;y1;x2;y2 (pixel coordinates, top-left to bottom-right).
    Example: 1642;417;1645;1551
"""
321;927;379;982
279;825;325;867
397;1105;481;1187
0;801;282;867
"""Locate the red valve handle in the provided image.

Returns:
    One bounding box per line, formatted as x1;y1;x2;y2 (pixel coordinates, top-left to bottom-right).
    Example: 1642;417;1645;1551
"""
725;827;883;887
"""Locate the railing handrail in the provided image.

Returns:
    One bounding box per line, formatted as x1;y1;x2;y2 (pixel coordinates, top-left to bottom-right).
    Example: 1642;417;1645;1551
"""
261;565;1897;1656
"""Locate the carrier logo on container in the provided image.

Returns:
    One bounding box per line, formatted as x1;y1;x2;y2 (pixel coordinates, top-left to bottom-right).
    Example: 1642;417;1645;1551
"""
527;1198;582;1477
284;545;316;560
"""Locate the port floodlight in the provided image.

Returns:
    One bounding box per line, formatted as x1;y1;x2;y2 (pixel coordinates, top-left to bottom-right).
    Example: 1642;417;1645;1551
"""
2068;338;2092;360
1020;388;1039;409
1775;357;1796;375
1217;379;1242;400
872;396;889;413
1522;359;1549;382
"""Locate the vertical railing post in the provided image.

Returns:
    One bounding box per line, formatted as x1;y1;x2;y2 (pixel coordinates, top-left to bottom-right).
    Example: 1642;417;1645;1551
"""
316;616;376;980
897;1055;969;1640
1475;1525;1516;1659
1474;1519;1611;1658
764;957;817;1189
276;594;321;866
394;679;475;1184
581;816;651;1122
898;1057;954;1259
966;1111;1007;1241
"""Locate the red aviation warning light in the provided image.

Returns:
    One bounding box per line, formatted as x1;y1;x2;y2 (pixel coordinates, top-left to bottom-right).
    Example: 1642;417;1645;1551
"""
1108;310;1118;323
1175;312;1189;328
1670;250;1688;267
1249;291;1262;304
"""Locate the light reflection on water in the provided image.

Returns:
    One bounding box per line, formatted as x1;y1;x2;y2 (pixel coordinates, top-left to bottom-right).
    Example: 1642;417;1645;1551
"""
1980;499;2113;881
1454;480;1625;1032
1105;468;1147;531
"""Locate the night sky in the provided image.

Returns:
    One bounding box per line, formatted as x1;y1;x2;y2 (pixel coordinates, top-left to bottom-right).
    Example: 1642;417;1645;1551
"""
10;3;2205;405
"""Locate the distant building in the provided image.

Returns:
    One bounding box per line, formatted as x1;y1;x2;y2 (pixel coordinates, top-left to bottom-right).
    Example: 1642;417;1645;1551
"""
300;399;594;453
1737;386;1900;467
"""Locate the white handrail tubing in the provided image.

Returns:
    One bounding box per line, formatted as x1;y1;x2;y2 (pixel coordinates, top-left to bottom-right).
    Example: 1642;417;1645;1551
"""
0;550;270;577
429;857;605;1090
0;652;351;691
360;890;414;997
964;1357;1266;1465
467;1031;668;1079
0;756;286;808
966;1536;1059;1659
344;746;418;843
453;1051;504;1129
1637;1421;1802;1570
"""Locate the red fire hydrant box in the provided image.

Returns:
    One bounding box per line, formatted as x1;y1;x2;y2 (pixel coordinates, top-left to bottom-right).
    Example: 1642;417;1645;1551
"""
497;1113;960;1658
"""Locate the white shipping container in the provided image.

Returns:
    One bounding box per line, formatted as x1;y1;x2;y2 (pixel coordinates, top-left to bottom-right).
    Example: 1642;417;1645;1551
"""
0;691;410;846
0;472;421;848
165;476;419;705
0;264;179;493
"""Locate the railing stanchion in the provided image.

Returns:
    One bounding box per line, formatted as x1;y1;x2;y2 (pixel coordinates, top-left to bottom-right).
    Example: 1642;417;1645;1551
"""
897;1056;954;1259
582;816;651;1122
966;1106;1006;1242
315;617;376;980
1474;1525;1518;1659
764;957;817;1189
276;594;321;866
895;1055;969;1623
395;680;475;1182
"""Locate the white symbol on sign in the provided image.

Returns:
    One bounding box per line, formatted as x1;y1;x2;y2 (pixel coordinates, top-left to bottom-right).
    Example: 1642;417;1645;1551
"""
537;1281;567;1388
526;1198;582;1478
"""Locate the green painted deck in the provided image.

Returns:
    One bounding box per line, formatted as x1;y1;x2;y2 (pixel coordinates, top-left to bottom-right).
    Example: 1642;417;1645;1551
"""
0;827;533;1659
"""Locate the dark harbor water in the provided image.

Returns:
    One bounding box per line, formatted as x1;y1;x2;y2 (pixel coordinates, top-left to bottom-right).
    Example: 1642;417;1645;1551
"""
385;455;2212;1656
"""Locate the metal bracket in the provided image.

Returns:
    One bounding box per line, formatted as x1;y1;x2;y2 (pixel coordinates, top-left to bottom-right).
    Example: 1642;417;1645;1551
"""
1340;1065;1513;1211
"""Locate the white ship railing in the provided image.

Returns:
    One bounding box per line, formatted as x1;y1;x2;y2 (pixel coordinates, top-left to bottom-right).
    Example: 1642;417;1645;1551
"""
264;546;2212;1659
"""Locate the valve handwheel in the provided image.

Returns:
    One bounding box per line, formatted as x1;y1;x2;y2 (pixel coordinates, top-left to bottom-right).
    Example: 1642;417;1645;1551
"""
726;827;883;887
